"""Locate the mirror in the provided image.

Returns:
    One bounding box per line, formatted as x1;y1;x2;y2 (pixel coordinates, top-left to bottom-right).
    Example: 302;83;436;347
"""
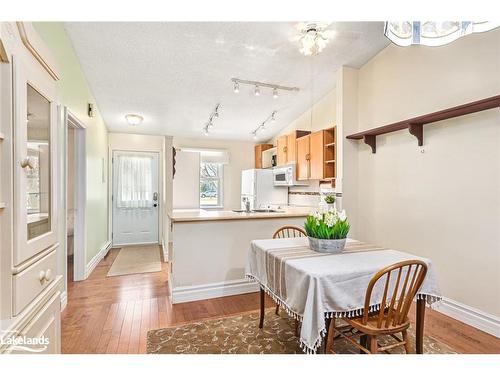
26;84;51;240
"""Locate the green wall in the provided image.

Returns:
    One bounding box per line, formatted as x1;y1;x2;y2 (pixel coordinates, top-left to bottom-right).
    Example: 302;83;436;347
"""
34;23;109;266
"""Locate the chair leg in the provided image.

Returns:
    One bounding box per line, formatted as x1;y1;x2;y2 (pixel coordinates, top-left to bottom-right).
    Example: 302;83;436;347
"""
368;335;378;354
275;304;279;315
327;318;335;354
360;335;368;354
402;330;413;354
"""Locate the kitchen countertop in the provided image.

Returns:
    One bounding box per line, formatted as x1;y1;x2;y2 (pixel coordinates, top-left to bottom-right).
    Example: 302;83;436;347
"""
169;206;313;223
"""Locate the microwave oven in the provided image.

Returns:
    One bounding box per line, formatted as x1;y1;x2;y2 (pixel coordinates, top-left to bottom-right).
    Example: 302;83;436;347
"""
272;165;308;186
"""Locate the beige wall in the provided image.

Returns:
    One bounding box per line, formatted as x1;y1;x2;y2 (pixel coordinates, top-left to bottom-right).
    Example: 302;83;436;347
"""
34;23;109;270
271;88;337;144
173;137;255;210
354;29;500;315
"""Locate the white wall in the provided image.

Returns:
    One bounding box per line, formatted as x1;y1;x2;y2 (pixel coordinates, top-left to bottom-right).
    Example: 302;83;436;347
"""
354;29;500;316
173;137;255;210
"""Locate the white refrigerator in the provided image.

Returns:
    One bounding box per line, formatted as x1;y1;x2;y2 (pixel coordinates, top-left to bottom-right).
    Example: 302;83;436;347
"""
241;169;288;210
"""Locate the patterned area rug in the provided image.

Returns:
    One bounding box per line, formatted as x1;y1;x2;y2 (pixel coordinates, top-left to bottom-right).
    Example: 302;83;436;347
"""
147;309;456;354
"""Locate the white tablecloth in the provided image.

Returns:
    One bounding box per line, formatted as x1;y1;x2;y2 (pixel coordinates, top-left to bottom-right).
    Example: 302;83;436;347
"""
246;237;441;353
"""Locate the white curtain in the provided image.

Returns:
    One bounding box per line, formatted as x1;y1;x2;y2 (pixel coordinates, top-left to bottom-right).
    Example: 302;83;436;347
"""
116;154;153;209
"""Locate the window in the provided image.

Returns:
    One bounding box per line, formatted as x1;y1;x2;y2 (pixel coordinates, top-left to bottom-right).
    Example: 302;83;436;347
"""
200;162;223;208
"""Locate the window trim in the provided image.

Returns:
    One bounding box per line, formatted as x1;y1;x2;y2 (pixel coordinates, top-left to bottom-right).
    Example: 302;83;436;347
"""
200;162;224;209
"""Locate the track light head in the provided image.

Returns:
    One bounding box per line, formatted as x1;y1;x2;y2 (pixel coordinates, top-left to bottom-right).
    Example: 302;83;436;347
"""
273;88;279;99
233;81;240;94
254;85;261;96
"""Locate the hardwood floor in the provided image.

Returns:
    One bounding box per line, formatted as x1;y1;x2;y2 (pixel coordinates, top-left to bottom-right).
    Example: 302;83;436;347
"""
62;247;500;354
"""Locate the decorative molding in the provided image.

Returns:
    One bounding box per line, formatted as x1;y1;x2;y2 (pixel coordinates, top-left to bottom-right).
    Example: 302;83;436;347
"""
85;240;111;279
16;22;60;80
435;297;500;338
60;291;67;312
172;279;259;304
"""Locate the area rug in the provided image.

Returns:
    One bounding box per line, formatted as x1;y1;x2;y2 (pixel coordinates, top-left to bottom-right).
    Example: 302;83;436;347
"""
147;309;457;354
107;245;161;277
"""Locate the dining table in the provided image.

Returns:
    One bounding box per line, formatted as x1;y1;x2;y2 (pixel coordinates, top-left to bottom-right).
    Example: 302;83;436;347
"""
246;237;441;354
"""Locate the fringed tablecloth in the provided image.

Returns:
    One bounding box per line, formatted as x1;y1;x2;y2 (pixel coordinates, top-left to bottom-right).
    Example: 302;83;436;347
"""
245;237;441;354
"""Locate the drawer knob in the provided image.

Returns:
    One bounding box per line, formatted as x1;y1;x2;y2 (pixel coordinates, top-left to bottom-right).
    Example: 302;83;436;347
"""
44;268;52;281
38;270;46;282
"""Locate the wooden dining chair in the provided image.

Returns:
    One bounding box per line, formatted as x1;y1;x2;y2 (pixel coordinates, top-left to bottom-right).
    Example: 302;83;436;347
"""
329;260;428;354
272;225;307;334
273;225;307;240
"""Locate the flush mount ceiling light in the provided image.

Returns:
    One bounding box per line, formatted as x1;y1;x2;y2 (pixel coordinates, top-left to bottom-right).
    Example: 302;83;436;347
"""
251;110;277;140
125;114;144;126
384;21;499;46
202;103;221;136
231;78;299;98
294;22;335;56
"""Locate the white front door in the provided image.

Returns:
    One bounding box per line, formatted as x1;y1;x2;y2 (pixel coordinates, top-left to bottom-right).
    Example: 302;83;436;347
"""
112;151;159;246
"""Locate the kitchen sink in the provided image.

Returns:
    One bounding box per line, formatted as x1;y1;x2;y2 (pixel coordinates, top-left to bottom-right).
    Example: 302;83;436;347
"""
251;208;280;213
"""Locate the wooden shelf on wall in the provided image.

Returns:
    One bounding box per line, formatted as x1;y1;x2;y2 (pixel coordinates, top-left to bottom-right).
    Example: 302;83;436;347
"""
346;95;500;153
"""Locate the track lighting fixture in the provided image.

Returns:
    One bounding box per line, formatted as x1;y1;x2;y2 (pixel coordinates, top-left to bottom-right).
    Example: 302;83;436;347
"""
202;103;221;135
251;110;277;139
231;78;299;98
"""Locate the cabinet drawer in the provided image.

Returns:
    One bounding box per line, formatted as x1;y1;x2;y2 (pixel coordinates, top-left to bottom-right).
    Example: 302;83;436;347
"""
9;291;61;354
12;249;57;316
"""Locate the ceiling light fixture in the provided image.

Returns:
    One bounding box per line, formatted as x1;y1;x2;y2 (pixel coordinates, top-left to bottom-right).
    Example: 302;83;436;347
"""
125;113;144;126
251;110;277;139
384;21;499;46
295;22;334;56
231;78;299;98
202;103;221;136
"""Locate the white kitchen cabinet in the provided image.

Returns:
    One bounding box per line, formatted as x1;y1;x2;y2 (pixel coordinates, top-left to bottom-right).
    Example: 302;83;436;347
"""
0;22;62;355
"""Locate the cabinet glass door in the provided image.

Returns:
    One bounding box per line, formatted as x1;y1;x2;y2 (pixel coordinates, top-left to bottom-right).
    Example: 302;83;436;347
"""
26;84;51;240
14;57;58;265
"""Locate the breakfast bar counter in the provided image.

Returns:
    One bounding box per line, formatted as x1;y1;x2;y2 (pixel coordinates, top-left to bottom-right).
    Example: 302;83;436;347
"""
168;207;312;304
170;206;312;222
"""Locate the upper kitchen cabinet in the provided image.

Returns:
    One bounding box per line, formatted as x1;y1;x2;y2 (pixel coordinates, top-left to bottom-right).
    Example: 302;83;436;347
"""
13;45;58;266
295;127;336;183
276;130;310;166
254;143;273;169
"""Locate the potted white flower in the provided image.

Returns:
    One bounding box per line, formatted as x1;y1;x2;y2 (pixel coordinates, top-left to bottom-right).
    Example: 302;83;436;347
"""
304;208;350;253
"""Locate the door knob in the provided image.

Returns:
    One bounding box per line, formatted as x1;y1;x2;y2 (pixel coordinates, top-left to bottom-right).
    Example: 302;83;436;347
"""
21;157;34;169
38;270;46;283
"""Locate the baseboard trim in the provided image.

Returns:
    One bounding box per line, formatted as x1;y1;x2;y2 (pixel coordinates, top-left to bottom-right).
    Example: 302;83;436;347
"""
172;279;259;304
435;297;500;338
60;291;67;311
85;240;111;279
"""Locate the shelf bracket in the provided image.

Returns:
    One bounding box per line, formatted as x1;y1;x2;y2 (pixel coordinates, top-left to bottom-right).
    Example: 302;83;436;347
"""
408;123;424;146
363;135;376;153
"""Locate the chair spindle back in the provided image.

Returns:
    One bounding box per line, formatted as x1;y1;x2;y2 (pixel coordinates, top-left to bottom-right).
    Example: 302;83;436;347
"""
273;226;307;239
362;260;428;329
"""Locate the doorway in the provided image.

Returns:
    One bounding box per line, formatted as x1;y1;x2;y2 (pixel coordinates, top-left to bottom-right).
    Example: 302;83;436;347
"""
66;109;86;281
112;150;160;246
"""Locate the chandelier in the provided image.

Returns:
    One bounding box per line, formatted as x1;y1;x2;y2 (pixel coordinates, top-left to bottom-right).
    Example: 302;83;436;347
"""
384;21;499;47
295;22;335;56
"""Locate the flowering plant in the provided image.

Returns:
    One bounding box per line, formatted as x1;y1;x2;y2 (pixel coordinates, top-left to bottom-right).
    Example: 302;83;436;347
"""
304;208;350;240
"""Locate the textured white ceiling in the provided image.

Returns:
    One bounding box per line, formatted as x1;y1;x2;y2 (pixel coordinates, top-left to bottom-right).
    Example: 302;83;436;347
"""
64;22;389;140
